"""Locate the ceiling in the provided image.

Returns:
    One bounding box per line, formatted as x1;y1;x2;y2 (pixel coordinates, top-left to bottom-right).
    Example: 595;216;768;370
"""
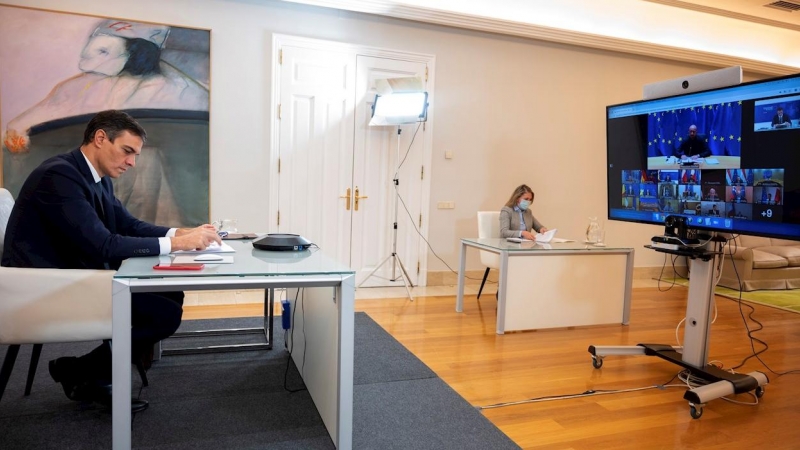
650;0;800;30
278;0;800;74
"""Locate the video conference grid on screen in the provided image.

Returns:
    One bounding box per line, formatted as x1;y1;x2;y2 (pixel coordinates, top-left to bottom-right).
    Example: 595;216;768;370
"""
607;73;800;239
620;168;785;230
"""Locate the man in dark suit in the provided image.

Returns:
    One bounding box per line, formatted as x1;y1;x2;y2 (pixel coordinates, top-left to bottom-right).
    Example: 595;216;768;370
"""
1;110;220;411
771;106;791;129
677;124;711;158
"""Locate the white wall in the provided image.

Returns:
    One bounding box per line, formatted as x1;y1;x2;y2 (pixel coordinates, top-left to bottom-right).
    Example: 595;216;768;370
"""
0;0;766;271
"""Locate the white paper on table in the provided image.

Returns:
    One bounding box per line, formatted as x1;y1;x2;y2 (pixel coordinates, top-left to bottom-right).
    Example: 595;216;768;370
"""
704;157;719;165
534;229;557;243
171;241;236;254
506;237;531;243
549;237;574;243
172;254;235;264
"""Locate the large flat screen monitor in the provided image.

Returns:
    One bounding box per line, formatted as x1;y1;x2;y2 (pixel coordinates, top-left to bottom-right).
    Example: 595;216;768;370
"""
607;73;800;240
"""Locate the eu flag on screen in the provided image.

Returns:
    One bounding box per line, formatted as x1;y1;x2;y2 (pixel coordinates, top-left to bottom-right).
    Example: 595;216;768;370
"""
647;103;742;157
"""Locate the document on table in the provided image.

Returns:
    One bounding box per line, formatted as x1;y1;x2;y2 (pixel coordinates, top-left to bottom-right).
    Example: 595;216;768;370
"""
172;254;235;264
171;241;236;254
534;229;557;243
507;230;574;244
704;157;719;165
506;237;532;243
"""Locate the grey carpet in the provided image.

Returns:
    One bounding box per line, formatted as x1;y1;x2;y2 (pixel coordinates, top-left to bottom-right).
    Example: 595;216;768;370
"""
0;313;519;449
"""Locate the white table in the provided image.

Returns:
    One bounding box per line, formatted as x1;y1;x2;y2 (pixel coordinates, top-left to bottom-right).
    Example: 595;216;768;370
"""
456;238;634;334
112;241;355;449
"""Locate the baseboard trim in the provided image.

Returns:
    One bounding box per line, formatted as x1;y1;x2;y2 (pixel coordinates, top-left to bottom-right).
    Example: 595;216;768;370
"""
184;266;689;305
424;265;688;286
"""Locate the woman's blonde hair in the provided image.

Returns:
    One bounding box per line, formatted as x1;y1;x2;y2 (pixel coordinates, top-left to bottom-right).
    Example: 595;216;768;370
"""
504;184;534;208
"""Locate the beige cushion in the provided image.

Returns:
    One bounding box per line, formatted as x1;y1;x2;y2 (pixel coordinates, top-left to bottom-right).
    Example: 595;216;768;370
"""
738;235;773;248
751;249;789;269
759;246;800;266
770;238;800;247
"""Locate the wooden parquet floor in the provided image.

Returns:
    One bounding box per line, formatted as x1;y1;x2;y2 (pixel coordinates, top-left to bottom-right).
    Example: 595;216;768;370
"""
185;286;800;449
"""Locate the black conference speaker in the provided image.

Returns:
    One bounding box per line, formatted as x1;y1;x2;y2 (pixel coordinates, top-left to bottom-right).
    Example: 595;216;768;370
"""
252;234;312;251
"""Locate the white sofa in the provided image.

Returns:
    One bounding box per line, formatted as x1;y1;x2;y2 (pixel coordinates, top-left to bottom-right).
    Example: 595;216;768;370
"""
718;235;800;291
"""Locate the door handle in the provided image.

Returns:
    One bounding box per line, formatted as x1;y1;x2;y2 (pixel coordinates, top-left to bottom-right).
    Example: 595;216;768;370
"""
354;186;368;211
340;188;351;210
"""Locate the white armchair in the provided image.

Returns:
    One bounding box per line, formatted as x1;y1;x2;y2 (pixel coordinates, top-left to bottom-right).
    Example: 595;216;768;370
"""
0;188;113;403
476;211;501;299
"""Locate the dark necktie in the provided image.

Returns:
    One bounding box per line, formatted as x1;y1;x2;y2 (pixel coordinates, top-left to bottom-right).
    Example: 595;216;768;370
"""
93;182;111;270
93;181;106;220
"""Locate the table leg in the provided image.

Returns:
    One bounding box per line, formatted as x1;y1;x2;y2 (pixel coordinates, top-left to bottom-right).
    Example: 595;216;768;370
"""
337;274;355;450
622;249;634;325
496;252;508;335
456;241;466;313
112;280;132;450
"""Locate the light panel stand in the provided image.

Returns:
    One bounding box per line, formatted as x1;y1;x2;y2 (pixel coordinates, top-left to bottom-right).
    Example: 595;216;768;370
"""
358;128;414;301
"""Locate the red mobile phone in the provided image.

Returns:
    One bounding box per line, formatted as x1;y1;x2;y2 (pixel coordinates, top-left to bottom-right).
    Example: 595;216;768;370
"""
153;264;205;270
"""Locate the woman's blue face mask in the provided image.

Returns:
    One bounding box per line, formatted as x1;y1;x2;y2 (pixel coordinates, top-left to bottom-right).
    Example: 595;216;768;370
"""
518;199;531;211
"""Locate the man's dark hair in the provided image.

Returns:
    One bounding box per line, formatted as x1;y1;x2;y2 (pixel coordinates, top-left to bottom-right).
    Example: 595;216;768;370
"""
82;110;147;145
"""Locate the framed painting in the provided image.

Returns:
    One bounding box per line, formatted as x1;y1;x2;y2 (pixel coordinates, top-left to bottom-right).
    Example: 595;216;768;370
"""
0;5;210;227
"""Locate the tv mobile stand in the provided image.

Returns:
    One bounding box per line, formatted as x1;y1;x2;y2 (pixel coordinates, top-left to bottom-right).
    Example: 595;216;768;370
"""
587;240;768;419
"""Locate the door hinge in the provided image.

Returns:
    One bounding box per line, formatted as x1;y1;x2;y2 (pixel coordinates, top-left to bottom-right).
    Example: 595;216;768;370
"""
418;213;422;228
278;104;281;120
425;66;428;82
277;210;280;227
279;49;283;64
417;261;420;274
420;166;424;180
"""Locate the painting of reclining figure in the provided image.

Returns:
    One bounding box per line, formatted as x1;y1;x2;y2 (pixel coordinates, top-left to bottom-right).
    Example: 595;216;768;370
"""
1;5;210;227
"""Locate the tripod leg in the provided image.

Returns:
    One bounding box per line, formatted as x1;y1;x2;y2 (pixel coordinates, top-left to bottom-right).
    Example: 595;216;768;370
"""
392;254;414;301
357;254;393;288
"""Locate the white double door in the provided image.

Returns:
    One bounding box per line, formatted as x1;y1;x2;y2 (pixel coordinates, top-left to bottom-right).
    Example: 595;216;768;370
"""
274;39;430;286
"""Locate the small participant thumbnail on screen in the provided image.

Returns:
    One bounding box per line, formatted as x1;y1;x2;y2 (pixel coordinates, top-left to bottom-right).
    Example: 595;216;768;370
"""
621;170;641;184
659;198;680;213
679;200;701;215
754;186;783;205
727;185;753;203
659;170;679;183
679;169;700;184
658;182;677;199
752;168;784;187
700;201;725;217
726;203;753;220
753;97;800;132
644;170;659;184
638;197;660;212
677;184;702;201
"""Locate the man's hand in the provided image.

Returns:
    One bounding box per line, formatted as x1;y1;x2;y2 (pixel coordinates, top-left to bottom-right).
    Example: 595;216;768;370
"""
539;227;548;234
521;230;536;240
171;224;221;251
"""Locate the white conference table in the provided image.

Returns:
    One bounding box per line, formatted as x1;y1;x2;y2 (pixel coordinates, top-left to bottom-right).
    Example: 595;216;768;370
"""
456;238;634;334
111;241;355;449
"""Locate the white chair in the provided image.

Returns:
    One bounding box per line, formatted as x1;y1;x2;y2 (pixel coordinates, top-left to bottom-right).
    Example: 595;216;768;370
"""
0;188;113;403
476;211;501;299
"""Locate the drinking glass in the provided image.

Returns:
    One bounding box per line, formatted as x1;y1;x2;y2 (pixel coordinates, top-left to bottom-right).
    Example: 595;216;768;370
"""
594;228;606;247
213;219;238;233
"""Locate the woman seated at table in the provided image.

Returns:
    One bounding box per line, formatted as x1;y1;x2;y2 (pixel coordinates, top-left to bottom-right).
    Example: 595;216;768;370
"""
499;184;548;240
